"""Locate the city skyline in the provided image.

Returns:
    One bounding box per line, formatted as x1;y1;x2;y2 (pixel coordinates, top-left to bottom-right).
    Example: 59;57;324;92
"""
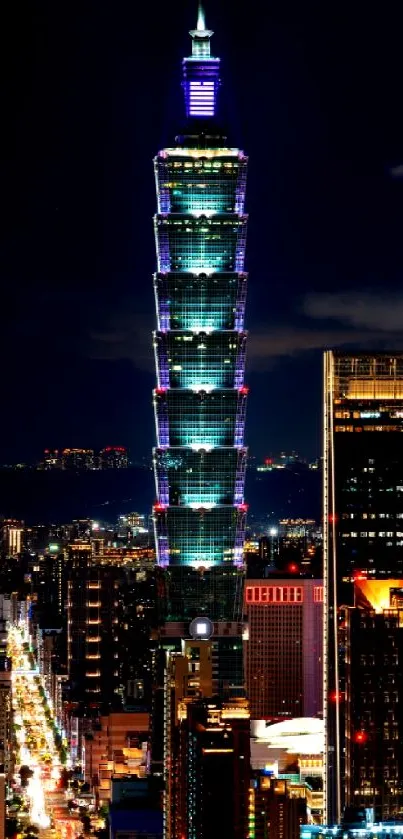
3;6;403;837
4;2;403;464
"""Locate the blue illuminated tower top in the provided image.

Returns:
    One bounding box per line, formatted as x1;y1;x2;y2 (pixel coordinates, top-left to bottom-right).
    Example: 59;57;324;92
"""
182;2;220;119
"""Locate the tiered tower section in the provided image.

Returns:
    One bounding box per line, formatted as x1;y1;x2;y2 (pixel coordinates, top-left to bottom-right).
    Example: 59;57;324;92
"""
152;9;248;572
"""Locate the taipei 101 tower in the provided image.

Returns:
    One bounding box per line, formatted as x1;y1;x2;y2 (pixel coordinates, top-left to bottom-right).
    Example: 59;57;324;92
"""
152;4;248;696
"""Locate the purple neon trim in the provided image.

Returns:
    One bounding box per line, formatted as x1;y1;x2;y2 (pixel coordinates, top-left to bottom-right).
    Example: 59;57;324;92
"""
155;157;171;214
234;158;248;215
158;299;170;331
234;340;246;388
234;276;247;331
155;222;170;272
234;393;247;447
156;461;170;506
182;55;220;119
153;509;170;567
233;511;247;567
234;449;247;505
156;340;170;389
153;273;170;331
155;396;169;447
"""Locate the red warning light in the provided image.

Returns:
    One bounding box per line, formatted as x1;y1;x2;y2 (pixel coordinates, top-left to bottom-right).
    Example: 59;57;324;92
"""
153;503;166;512
329;691;344;704
288;563;298;574
354;731;367;744
239;386;249;395
353;569;368;581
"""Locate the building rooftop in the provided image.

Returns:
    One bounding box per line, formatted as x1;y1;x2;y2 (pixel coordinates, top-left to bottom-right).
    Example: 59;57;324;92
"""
252;717;323;755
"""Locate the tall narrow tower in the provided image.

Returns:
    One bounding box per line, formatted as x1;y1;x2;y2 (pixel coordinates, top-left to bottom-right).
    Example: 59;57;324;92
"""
152;7;248;677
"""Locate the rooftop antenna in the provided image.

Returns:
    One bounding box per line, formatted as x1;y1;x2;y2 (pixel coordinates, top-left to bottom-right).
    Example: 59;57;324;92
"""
197;1;206;31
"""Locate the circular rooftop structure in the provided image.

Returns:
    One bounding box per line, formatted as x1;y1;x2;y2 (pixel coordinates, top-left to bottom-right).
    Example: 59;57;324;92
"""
251;717;324;755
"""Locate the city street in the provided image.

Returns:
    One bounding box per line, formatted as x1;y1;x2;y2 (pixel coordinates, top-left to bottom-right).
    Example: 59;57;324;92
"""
7;624;76;839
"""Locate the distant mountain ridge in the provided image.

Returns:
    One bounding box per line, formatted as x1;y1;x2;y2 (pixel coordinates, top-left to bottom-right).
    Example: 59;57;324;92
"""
0;464;321;524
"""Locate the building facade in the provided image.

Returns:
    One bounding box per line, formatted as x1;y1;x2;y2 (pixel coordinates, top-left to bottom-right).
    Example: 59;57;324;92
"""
152;8;248;636
0;619;12;782
61;448;95;471
168;696;250;839
82;710;149;798
67;552;122;709
244;579;323;721
323;351;403;822
1;520;23;557
163;638;214;838
99;447;128;470
343;580;403;820
250;776;307;839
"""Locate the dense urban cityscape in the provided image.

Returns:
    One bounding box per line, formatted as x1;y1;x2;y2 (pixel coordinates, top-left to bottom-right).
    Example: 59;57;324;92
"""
2;4;403;839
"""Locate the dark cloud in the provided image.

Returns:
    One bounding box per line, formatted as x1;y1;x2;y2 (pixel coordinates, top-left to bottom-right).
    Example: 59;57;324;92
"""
82;290;403;374
389;164;403;178
303;291;403;332
88;298;154;371
247;325;396;368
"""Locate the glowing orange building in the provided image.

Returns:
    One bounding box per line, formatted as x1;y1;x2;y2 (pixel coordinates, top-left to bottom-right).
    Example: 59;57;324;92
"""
343;579;403;820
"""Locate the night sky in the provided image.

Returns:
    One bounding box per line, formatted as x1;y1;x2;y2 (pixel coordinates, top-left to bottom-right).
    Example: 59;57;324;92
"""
3;1;403;465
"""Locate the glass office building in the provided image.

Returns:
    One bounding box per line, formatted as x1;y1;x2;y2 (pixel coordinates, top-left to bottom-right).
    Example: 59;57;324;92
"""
152;8;248;623
323;351;403;823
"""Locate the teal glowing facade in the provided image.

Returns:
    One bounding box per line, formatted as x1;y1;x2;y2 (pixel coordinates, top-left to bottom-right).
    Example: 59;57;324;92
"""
152;10;248;576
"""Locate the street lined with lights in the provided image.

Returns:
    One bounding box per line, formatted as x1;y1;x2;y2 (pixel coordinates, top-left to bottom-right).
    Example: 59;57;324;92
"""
8;623;72;834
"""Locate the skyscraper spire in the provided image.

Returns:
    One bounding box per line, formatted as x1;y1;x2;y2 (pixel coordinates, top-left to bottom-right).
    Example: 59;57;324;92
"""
183;1;220;118
197;1;205;32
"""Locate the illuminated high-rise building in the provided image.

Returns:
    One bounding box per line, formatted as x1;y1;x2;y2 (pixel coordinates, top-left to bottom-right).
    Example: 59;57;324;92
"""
62;448;95;471
244;578;323;721
167;695;250;839
99;446;128;469
152;6;248;655
67;549;122;709
163;636;213;838
323;351;403;823
343;579;403;821
250;775;307;839
1;519;23;557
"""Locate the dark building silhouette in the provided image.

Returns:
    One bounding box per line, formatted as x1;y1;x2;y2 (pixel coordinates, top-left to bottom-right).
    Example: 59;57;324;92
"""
324;351;403;822
67;547;122;709
170;697;250;839
343;580;403;820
